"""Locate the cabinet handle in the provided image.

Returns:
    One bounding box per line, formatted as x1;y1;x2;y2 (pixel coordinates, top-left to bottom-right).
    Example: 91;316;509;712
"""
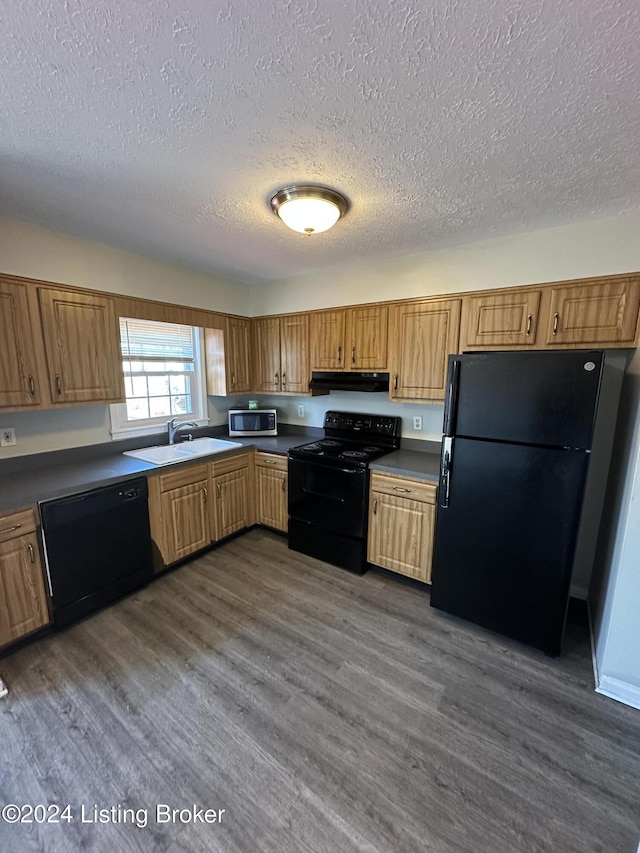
337;346;342;364
553;312;559;336
27;543;35;563
231;372;236;387
394;374;398;391
216;483;221;498
282;477;286;492
373;498;378;515
0;523;22;535
28;375;36;396
274;372;279;387
264;459;277;465
526;314;532;336
393;486;411;493
282;372;286;387
55;374;62;395
203;486;208;503
352;346;356;365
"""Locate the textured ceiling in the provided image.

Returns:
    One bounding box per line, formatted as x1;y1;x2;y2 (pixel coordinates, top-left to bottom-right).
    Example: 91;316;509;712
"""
1;0;639;285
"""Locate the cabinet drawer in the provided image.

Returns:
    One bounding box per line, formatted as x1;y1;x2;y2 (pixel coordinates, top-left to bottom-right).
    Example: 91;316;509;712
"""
211;451;251;477
0;508;37;542
255;452;288;472
155;463;210;493
370;473;437;504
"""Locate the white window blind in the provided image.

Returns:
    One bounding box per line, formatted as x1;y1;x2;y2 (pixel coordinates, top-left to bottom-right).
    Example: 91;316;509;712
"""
120;318;195;362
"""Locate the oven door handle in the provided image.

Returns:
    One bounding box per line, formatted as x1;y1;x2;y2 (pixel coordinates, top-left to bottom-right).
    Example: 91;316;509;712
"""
289;458;366;476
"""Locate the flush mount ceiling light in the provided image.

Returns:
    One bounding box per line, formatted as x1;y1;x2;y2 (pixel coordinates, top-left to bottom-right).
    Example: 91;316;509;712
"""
270;185;348;235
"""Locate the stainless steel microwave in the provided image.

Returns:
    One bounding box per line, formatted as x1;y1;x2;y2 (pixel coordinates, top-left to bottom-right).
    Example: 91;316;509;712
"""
228;409;278;436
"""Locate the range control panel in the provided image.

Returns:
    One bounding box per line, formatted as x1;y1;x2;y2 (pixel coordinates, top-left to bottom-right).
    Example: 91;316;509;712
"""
323;411;402;440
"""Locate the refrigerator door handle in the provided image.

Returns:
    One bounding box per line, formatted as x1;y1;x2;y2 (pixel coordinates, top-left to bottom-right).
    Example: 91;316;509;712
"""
440;437;453;508
443;358;460;436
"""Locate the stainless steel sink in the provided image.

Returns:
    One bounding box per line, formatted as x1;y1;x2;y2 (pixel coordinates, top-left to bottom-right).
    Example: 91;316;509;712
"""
124;437;243;466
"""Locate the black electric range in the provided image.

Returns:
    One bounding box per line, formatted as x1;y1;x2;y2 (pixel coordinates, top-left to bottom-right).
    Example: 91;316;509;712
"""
288;411;402;573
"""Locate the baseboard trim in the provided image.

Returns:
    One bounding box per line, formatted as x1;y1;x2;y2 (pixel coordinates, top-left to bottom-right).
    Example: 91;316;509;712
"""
595;676;640;711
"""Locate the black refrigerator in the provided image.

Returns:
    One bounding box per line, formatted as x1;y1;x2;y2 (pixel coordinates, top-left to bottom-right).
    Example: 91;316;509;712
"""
430;349;626;656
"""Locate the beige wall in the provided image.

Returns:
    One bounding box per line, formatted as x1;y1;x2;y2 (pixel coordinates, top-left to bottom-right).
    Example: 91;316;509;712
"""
0;215;251;314
251;212;640;315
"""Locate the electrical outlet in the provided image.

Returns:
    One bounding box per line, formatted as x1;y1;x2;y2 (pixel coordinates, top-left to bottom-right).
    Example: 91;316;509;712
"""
297;405;305;417
412;416;423;431
1;428;17;447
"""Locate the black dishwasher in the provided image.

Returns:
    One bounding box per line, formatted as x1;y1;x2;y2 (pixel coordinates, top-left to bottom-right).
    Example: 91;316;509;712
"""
39;477;154;628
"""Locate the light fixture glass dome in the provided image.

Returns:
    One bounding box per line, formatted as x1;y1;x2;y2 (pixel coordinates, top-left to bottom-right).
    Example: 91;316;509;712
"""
270;185;348;235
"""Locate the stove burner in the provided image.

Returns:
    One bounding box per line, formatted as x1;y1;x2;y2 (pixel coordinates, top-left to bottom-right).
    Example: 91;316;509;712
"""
301;443;323;452
319;440;342;447
341;450;368;459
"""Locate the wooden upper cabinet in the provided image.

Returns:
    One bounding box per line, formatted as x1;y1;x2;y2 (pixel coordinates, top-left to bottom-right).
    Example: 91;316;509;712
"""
253;313;309;394
310;309;346;370
253;316;281;393
389;299;461;402
225;317;252;393
38;288;124;404
0;281;45;409
311;305;388;371
544;277;640;346
348;305;388;369
461;290;542;349
205;317;252;396
280;313;309;394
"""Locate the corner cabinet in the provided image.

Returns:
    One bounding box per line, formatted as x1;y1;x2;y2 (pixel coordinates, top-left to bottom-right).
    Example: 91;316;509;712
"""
310;305;388;371
205;317;252;396
253;313;309;394
38;288;125;404
367;473;437;584
0;508;50;649
388;299;461;402
255;453;288;532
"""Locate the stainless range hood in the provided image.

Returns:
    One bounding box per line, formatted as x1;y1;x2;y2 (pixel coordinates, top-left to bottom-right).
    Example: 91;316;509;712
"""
309;372;390;395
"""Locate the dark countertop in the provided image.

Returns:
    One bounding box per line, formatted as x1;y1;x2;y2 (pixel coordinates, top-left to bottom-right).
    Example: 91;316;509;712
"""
0;432;311;515
369;449;441;483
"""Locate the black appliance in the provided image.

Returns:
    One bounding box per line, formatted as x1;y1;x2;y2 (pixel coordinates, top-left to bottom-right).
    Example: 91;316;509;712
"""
309;372;390;394
288;410;402;573
40;478;154;627
430;350;626;656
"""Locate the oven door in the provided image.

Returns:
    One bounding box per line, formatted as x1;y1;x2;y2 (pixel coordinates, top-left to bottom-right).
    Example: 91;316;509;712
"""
288;457;367;537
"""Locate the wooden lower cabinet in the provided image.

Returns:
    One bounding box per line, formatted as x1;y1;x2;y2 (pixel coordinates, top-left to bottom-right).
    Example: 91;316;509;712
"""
255;453;288;532
211;452;254;541
367;473;437;583
0;509;50;648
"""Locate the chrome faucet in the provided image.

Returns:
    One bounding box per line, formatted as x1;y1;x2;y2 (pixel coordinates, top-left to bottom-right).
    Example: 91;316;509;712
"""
168;417;198;444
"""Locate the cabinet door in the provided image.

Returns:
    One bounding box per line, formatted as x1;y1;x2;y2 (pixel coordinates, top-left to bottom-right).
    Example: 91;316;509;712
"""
310;310;346;370
0;281;44;409
160;480;210;563
38;288;124;404
389;299;461;402
212;467;250;541
0;532;50;647
256;466;288;532
225;317;252;393
280;313;309;394
368;491;434;583
545;278;640;346
348;305;388;370
253;317;282;393
462;290;541;348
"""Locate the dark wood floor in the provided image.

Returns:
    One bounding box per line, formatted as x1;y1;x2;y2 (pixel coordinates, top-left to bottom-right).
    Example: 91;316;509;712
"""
1;529;639;853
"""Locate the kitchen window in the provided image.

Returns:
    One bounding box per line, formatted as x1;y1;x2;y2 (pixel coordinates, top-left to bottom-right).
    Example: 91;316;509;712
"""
110;318;208;439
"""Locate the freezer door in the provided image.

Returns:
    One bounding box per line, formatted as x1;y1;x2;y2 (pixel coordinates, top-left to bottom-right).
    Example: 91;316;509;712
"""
430;438;589;655
446;351;603;448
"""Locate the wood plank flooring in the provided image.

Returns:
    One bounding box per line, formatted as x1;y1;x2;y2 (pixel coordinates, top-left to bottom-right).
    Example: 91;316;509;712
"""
1;528;639;853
